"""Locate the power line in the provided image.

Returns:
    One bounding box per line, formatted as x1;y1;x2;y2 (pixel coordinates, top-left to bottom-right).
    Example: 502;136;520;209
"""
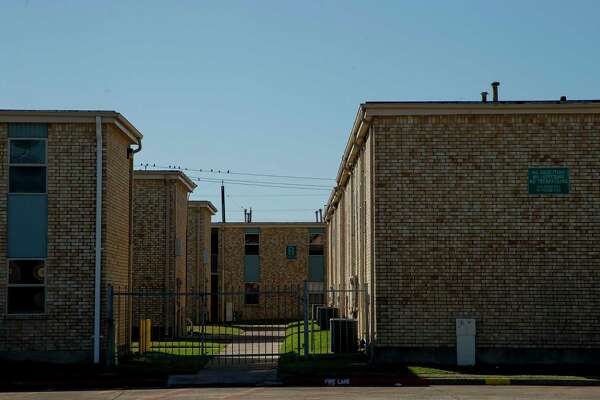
138;162;335;181
244;208;318;212
188;175;331;189
229;194;326;198
190;176;332;191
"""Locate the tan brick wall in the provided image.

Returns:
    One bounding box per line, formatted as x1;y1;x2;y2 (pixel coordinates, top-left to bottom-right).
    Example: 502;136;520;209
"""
174;183;188;331
0;122;135;362
370;113;600;351
132;172;192;335
102;124;134;352
327;132;374;340
186;206;213;322
215;223;325;321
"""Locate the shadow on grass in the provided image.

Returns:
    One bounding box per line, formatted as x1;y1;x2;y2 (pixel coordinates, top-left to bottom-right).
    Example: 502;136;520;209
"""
278;353;600;382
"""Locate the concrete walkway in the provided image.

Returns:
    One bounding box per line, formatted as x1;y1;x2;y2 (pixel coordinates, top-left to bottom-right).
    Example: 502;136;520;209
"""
169;324;287;386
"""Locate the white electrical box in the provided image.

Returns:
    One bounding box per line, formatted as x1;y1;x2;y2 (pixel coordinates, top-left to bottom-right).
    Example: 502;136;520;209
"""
456;318;476;366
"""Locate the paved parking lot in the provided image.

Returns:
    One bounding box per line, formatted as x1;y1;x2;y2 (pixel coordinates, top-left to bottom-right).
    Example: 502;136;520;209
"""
1;386;600;400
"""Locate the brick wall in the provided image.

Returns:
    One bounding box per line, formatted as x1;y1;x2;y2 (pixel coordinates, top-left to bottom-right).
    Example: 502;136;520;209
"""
186;204;214;322
132;172;193;335
0;122;135;363
215;223;325;321
326;132;374;340
174;182;188;332
371;113;600;358
102;124;134;353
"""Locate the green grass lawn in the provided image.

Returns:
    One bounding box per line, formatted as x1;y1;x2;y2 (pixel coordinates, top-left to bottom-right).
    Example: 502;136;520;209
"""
131;340;225;356
279;321;331;355
405;365;600;380
188;325;245;336
278;353;600;382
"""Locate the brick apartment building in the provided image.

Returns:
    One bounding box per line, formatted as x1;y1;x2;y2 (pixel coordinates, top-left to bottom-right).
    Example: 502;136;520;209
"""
211;222;326;321
132;170;196;336
0;110;143;363
326;94;600;365
186;200;217;323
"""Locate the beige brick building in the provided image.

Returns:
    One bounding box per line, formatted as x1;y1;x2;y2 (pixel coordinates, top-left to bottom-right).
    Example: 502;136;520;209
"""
132;170;196;337
0;110;143;363
211;222;326;321
186;200;217;323
326;99;600;364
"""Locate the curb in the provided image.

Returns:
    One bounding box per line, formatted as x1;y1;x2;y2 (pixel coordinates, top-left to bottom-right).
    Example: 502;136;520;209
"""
279;375;600;387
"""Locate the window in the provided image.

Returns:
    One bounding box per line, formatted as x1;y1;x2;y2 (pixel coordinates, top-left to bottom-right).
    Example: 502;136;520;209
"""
175;239;182;256
9;138;47;194
245;233;260;255
244;283;259;305
286;245;297;260
7;260;45;314
309;233;324;256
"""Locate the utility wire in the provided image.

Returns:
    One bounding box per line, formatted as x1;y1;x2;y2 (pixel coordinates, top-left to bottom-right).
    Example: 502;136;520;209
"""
188;175;331;188
138;162;335;181
190;176;332;191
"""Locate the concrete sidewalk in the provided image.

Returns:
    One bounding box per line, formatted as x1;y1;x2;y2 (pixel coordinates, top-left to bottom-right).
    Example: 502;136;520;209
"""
169;324;287;386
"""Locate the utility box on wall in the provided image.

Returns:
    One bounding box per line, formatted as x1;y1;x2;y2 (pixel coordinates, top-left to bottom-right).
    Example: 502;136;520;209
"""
456;318;476;366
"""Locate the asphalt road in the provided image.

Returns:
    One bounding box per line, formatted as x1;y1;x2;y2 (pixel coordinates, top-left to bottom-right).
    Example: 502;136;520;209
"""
1;386;600;400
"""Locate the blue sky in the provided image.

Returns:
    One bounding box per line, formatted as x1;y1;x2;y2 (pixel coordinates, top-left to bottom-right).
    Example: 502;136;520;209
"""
1;1;599;222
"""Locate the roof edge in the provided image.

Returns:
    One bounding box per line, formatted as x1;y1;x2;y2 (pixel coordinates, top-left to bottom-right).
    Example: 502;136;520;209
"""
134;169;197;192
189;200;218;214
0;110;143;145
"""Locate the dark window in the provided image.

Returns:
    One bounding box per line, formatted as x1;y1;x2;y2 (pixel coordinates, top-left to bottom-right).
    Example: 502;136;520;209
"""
7;260;45;314
286;245;297;259
10;140;46;164
245;233;260;255
309;233;324;255
211;227;219;254
9;166;46;193
244;283;259;305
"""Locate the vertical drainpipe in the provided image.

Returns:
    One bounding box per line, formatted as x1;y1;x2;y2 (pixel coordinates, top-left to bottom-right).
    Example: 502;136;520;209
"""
93;116;103;364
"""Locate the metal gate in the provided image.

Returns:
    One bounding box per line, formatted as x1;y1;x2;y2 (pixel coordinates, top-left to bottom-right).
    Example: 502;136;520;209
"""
108;283;369;368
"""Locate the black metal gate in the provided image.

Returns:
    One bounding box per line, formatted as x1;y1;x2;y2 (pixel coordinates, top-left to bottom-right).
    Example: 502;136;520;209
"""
108;283;369;369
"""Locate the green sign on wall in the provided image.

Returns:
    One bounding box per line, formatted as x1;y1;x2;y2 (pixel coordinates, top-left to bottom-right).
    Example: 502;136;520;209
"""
286;245;297;259
528;168;570;195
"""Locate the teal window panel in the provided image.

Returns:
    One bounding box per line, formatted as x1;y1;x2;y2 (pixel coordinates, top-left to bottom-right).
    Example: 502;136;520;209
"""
8;123;48;138
244;227;260;234
309;227;325;235
308;255;324;282
10;140;46;164
8;194;48;258
244;255;260;282
286;245;297;259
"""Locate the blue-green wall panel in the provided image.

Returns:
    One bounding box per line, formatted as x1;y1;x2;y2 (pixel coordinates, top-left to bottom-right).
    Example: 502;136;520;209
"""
8;123;48;138
244;255;261;282
8;194;48;258
308;255;324;282
309;227;325;235
244;227;261;234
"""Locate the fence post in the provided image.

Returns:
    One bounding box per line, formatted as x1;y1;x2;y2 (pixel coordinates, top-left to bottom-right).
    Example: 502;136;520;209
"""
201;294;206;356
106;285;114;367
297;286;301;354
303;280;310;358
